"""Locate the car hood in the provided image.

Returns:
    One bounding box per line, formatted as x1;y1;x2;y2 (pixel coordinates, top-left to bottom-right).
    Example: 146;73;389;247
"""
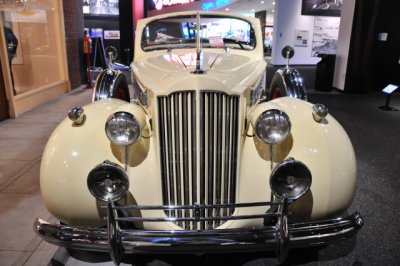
133;50;265;95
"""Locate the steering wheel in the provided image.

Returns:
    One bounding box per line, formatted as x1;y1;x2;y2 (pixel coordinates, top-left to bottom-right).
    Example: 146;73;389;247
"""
223;38;245;50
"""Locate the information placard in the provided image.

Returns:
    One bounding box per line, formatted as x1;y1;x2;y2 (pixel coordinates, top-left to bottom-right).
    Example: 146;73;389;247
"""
382;84;398;94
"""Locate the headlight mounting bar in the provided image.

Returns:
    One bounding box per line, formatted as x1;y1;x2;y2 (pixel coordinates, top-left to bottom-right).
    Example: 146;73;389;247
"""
103;200;285;223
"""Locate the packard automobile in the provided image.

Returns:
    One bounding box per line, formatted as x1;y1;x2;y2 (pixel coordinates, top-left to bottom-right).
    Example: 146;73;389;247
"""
34;11;363;265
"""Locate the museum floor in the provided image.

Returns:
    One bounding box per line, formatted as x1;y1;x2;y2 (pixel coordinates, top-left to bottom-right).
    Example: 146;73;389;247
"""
0;87;399;265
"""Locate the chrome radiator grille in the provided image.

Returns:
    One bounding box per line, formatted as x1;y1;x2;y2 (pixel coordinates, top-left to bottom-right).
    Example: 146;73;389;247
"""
157;91;240;229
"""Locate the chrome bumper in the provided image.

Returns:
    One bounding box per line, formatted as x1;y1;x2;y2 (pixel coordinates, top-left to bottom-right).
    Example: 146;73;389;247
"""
34;206;363;265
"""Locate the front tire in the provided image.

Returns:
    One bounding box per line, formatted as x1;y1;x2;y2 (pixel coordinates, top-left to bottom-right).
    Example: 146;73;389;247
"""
270;71;287;99
93;70;130;102
111;74;129;102
269;68;307;100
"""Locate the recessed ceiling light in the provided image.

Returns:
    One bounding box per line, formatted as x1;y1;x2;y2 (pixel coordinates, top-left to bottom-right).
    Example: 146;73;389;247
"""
225;8;229;11
272;9;275;12
251;9;255;12
261;1;265;3
273;1;276;5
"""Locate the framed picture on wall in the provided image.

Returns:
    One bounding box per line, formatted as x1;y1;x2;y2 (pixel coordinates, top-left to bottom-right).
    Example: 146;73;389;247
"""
294;30;309;47
301;0;343;17
104;30;120;40
311;16;340;56
83;0;119;16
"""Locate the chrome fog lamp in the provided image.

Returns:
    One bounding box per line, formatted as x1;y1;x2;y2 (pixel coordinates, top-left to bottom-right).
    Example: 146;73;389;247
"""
254;109;291;144
270;158;312;200
105;111;141;146
87;161;129;202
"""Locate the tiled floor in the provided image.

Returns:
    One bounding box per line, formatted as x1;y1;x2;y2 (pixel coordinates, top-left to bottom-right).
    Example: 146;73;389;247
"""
0;87;93;265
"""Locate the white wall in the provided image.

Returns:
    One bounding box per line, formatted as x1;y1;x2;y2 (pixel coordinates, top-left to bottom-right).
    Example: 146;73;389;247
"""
271;0;321;65
333;0;356;91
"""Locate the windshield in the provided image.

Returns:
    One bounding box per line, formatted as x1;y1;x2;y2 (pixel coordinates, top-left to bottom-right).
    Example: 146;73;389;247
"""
141;14;256;52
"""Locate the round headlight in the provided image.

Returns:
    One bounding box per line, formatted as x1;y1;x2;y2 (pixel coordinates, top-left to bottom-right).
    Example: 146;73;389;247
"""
87;161;129;202
254;109;291;144
105;111;141;146
270;158;312;200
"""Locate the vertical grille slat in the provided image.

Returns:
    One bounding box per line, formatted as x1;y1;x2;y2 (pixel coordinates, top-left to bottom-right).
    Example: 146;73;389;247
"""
158;91;239;230
230;97;239;215
207;93;214;229
215;93;223;227
223;97;231;217
173;94;181;204
181;93;190;228
166;98;176;218
200;92;206;230
158;98;168;213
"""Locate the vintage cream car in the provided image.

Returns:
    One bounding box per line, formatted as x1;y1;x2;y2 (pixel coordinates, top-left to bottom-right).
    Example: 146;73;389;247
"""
34;11;363;265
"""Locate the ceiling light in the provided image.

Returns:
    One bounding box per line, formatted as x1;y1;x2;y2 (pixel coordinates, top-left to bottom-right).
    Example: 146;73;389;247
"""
273;1;276;5
251;9;255;12
261;1;265;3
272;9;275;12
225;8;229;11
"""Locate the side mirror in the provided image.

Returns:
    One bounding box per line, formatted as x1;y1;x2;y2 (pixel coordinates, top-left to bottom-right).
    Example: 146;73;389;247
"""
105;46;118;70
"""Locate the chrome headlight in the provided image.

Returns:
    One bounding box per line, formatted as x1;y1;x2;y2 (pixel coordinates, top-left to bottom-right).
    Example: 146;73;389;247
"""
270;158;312;200
254;109;291;144
87;161;129;202
105;111;141;146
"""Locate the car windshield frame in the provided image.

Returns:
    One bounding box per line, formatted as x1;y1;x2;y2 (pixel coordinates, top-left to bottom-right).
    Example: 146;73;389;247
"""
141;14;257;52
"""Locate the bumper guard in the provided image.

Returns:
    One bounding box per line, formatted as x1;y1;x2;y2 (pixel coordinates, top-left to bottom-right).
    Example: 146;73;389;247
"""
34;199;363;265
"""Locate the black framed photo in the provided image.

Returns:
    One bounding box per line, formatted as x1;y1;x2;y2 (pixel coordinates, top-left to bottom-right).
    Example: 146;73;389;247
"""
83;0;119;16
301;0;343;17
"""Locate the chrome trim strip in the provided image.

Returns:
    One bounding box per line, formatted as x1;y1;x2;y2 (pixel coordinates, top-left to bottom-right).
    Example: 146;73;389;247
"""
115;213;276;223
34;212;363;254
108;200;280;210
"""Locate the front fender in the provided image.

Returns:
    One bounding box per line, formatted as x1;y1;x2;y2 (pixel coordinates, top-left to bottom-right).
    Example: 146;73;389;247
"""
240;97;356;221
40;99;147;226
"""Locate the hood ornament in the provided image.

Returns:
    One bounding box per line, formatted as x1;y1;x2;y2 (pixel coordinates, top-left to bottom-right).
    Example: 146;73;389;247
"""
192;12;206;75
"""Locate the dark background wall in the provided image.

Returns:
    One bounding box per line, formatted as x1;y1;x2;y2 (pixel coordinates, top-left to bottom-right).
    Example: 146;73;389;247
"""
119;0;134;66
0;58;10;121
345;0;400;93
63;0;85;89
371;0;400;91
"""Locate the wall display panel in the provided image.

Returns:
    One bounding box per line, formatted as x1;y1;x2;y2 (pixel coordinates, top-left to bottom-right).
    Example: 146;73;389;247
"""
148;0;199;11
83;0;119;16
301;0;343;17
312;16;340;56
294;30;309;47
104;30;120;39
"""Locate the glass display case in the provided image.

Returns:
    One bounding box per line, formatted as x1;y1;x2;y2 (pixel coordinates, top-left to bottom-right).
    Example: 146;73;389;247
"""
0;0;69;117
